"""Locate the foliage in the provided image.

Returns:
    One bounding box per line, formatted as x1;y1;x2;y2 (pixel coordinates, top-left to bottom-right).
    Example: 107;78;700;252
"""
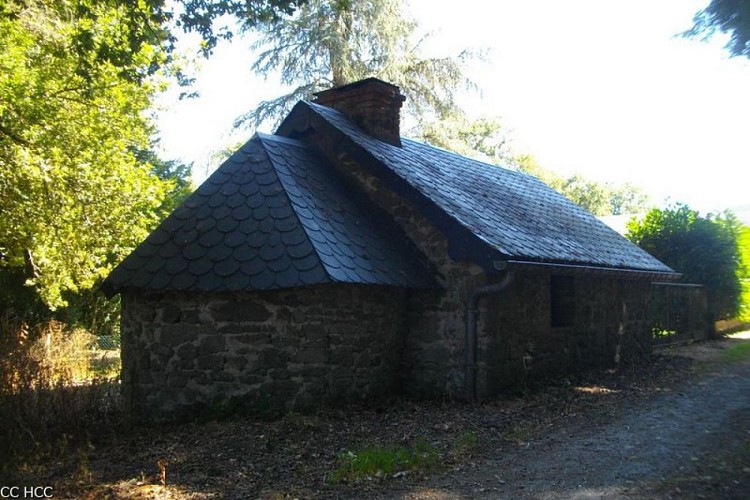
0;0;170;85
0;0;307;63
451;430;478;457
237;0;472;130
0;0;184;311
0;315;121;473
419;114;512;163
627;204;745;320
685;0;750;58
136;147;195;216
331;437;439;483
738;226;750;322
609;183;650;217
558;174;611;215
510;155;649;216
177;0;307;53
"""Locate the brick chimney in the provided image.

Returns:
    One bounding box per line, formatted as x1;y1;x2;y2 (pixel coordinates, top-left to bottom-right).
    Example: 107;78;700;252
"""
313;78;406;147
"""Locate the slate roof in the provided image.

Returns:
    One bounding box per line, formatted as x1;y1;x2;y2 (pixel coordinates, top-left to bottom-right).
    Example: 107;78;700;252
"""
278;101;676;276
103;133;434;294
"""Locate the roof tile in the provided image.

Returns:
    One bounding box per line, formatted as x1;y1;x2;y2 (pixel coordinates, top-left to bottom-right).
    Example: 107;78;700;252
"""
302;102;675;274
104;134;433;294
188;259;213;276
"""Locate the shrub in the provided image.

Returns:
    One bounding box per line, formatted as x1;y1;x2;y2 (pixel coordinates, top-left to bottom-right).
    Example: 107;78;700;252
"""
627;205;745;321
0;314;122;478
738;227;750;323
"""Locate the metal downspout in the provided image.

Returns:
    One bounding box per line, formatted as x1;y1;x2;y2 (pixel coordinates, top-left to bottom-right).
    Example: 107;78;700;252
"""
465;269;515;400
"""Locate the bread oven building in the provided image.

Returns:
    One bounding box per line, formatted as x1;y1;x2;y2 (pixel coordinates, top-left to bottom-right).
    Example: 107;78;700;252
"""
104;78;677;421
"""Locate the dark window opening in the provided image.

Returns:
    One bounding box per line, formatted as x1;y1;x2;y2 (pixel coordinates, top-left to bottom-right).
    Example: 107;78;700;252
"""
551;275;575;327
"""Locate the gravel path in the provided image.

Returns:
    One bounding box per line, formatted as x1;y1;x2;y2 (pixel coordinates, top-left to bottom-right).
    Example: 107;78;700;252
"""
407;354;750;499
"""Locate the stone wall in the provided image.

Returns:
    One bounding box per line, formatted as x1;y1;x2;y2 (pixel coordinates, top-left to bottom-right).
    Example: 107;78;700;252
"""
122;130;659;420
313;137;654;399
121;284;408;421
317;142;487;398
478;272;652;395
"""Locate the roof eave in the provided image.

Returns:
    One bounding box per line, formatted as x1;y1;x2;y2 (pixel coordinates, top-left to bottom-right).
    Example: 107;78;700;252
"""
499;259;681;281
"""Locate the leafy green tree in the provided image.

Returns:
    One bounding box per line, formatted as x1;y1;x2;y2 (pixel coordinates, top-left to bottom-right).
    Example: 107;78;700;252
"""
0;0;174;311
685;0;750;58
627;204;744;321
738;226;750;322
178;0;308;53
510;155;561;187
135;148;195;216
559;175;611;216
236;0;472;129
609;183;650;216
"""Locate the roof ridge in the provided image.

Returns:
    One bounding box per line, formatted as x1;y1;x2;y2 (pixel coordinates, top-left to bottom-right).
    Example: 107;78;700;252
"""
400;137;535;181
255;134;334;283
255;131;308;148
300;100;675;275
306;101;533;181
258;132;435;287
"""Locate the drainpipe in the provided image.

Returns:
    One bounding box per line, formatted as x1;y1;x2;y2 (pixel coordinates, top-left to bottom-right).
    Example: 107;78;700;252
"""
465;267;515;400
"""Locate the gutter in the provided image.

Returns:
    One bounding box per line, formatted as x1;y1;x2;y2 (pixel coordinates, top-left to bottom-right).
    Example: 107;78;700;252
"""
462;258;676;399
465;268;515;400
503;260;681;282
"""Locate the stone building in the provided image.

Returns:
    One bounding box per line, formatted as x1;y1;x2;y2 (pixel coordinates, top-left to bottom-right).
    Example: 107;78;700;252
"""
104;78;678;421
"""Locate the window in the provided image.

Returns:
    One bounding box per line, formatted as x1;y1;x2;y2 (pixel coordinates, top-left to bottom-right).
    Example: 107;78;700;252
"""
550;275;575;328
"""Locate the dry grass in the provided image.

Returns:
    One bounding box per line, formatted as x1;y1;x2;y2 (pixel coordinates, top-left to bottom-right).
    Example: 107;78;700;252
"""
0;314;122;480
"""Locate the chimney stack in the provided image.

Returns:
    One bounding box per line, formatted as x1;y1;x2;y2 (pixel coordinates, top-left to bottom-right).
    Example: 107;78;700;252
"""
313;78;406;147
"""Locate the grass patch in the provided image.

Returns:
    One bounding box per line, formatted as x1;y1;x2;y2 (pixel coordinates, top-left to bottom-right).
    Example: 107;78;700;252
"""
451;430;478;457
331;437;439;483
722;343;750;363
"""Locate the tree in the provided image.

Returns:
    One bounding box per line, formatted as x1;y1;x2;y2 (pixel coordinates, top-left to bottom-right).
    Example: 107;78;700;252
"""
627;204;744;321
609;183;650;216
177;0;308;53
0;0;175;311
135;148;195;216
236;0;472;130
738;225;750;322
559;175;611;216
419;114;512;163
0;1;307;325
684;0;750;58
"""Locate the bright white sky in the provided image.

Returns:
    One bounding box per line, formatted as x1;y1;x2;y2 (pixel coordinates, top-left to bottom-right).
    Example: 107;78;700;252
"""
156;0;750;215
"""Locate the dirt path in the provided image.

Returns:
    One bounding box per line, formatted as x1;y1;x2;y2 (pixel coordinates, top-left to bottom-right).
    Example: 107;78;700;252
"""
406;338;750;499
16;337;750;499
404;346;750;499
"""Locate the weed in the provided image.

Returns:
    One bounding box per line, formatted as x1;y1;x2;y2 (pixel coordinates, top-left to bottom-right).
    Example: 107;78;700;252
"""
722;343;750;363
0;315;122;478
413;436;440;470
73;447;92;484
331;437;439;483
157;458;167;486
504;423;538;444
452;430;478;457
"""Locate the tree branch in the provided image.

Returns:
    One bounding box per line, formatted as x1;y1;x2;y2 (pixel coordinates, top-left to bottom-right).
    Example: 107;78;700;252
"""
0;123;30;147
